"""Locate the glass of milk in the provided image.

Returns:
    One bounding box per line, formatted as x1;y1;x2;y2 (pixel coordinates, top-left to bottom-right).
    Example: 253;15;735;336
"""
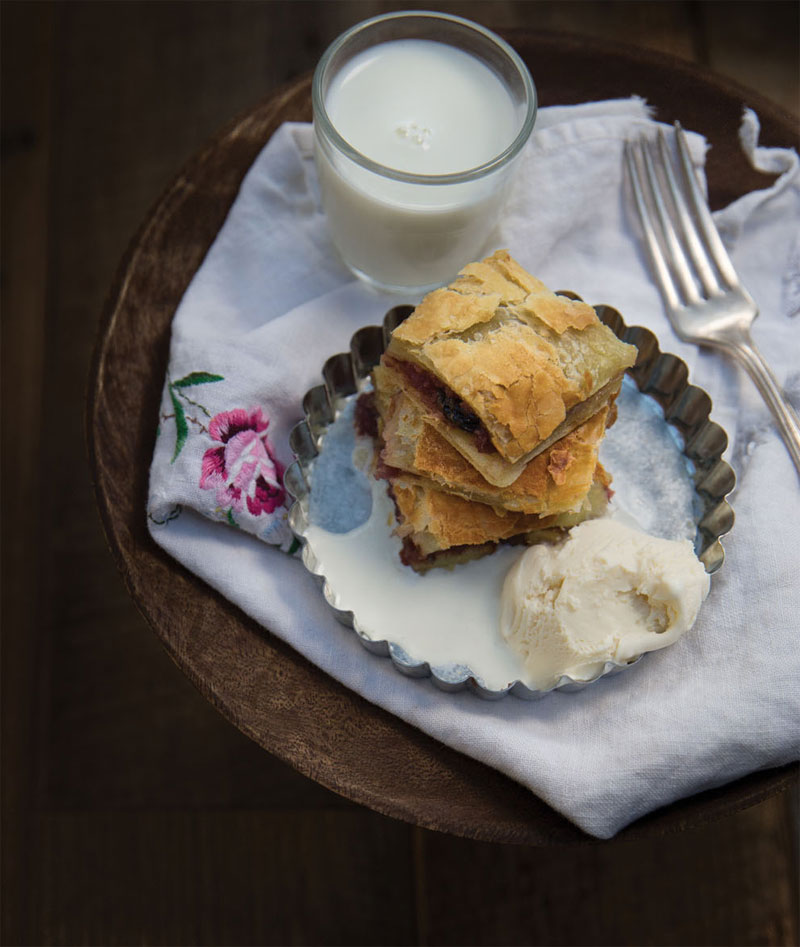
312;12;537;294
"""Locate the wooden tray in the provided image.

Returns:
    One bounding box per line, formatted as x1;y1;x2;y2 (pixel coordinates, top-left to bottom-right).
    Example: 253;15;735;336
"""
87;31;798;845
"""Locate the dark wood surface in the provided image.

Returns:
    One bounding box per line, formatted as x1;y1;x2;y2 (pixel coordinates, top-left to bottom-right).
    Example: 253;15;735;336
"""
3;2;799;945
87;46;799;847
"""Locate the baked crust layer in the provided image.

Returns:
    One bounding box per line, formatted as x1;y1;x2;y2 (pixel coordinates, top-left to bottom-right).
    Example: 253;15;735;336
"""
379;387;609;516
389;473;610;570
374;358;620;488
384;249;637;465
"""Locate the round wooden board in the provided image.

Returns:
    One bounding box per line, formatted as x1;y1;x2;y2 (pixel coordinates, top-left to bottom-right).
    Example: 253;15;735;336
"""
88;32;798;845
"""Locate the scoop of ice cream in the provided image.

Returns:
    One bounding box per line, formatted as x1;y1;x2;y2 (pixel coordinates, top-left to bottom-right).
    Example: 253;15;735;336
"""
499;518;710;690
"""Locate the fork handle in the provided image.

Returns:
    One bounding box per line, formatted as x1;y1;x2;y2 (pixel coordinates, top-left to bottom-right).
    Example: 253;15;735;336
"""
718;327;800;478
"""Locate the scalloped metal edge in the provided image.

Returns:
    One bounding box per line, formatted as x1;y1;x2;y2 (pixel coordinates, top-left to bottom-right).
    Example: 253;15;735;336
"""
285;299;736;699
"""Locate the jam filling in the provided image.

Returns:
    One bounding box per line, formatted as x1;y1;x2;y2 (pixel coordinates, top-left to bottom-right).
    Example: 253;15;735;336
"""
399;531;543;570
385;356;496;454
354;390;379;438
375;455;402;483
399;537;497;569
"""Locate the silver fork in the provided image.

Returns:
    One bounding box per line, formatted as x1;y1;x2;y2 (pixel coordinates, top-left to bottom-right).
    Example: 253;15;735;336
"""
625;122;800;477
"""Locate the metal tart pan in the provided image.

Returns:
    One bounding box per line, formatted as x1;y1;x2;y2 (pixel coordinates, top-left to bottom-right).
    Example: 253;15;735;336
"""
284;299;735;699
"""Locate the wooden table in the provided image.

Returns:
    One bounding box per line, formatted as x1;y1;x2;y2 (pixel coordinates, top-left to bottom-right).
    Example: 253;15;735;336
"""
4;4;799;944
89;29;799;845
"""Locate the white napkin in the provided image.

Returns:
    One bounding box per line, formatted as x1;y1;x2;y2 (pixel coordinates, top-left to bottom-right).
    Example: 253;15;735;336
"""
147;98;800;839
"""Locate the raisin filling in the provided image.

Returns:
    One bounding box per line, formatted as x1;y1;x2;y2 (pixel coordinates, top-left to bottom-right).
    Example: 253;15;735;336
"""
385;356;497;454
437;390;480;432
354;390;379;438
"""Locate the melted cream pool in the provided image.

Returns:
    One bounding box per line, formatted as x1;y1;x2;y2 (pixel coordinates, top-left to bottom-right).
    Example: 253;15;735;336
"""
307;473;527;689
301;378;699;692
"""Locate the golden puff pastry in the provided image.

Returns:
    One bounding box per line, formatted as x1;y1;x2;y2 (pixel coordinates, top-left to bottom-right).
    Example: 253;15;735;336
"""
382;249;637;472
379;387;609;517
388;472;610;573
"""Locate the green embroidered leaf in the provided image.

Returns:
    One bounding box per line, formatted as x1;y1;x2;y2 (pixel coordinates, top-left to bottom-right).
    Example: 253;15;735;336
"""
170;389;188;462
226;508;238;528
172;371;224;388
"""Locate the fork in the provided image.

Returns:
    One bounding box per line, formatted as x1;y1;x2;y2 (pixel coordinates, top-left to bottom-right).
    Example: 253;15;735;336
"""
625;122;800;477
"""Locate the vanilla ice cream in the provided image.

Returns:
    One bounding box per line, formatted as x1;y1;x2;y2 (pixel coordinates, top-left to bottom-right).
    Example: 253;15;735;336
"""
500;519;710;690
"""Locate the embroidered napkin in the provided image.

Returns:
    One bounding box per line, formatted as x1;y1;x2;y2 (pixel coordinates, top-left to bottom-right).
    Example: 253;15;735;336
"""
147;98;800;839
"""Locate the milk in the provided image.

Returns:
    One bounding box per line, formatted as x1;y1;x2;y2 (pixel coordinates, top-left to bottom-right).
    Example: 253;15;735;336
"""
314;37;531;291
326;40;518;175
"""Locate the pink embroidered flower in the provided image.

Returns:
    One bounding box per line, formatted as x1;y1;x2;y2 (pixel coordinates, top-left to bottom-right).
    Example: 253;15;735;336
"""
199;407;285;516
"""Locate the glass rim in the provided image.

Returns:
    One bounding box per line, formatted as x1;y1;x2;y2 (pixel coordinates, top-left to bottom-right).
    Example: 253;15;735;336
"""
311;10;537;186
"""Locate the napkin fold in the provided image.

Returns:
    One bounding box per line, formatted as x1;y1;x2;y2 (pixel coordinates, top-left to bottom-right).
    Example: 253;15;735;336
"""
148;98;800;839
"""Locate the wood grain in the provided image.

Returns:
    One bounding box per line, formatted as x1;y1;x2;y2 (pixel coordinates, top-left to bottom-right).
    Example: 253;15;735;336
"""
419;788;800;946
36;811;416;946
87;30;799;847
1;3;55;940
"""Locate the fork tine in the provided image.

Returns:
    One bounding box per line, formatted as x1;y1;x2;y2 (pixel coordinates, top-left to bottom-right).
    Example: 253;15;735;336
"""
673;122;739;288
624;140;680;310
639;137;703;305
655;128;720;298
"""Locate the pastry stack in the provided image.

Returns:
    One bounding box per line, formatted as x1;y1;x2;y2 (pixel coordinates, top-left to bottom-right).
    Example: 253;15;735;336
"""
364;250;638;571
